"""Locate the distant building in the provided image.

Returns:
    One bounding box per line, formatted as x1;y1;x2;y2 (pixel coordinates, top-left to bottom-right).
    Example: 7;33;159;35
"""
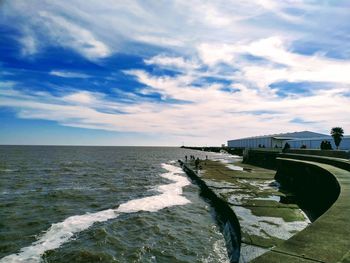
227;131;350;150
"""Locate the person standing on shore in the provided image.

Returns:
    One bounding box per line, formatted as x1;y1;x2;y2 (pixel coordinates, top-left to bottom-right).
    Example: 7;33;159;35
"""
195;157;200;169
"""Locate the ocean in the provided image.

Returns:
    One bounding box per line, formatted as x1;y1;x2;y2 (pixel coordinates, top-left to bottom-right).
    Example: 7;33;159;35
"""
0;146;233;263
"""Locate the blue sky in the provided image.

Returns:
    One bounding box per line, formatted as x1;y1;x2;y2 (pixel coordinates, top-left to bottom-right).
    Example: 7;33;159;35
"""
1;0;350;146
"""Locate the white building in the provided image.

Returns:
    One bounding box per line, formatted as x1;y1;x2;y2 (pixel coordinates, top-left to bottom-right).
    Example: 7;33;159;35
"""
227;131;350;150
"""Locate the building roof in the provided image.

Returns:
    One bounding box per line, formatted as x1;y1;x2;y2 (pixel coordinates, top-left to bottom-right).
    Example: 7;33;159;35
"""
229;131;328;141
287;135;350;141
272;136;300;140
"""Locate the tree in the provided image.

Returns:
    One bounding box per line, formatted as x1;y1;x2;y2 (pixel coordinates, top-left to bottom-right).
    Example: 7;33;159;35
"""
326;141;332;150
320;140;325;150
283;142;290;152
331;127;344;150
320;140;332;150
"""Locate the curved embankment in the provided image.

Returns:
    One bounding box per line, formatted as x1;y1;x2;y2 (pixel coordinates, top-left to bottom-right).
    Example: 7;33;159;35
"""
279;153;350;172
178;160;241;263
252;156;350;263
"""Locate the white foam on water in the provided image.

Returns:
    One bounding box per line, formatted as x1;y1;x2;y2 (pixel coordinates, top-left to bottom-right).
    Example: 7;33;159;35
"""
202;227;229;263
0;209;118;263
0;163;191;263
211;239;230;263
117;164;191;213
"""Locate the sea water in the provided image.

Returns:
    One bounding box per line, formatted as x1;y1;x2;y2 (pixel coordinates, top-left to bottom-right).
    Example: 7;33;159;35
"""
0;146;231;262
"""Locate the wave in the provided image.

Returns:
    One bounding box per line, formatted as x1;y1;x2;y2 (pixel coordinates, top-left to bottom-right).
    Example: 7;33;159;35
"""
117;164;190;213
0;163;191;263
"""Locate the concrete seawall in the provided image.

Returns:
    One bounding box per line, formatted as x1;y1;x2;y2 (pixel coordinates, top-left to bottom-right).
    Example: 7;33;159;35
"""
179;158;310;262
252;157;350;262
280;153;350;171
243;149;281;169
178;160;241;263
275;158;340;220
243;149;350;170
182;151;350;262
284;149;350;159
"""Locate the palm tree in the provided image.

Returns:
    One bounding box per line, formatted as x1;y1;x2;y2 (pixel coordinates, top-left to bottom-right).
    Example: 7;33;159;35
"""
331;127;344;150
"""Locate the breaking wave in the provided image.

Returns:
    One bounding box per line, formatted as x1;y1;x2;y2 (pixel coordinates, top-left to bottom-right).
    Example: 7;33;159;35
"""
1;163;190;263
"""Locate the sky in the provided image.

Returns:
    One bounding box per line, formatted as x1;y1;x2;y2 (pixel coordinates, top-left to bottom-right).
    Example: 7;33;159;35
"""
0;0;350;146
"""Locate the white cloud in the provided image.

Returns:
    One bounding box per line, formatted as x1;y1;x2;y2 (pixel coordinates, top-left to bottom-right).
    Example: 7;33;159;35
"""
243;38;350;87
255;0;304;23
134;35;184;47
38;11;110;59
19;34;37;56
63;91;96;105
197;43;239;66
197;36;350;89
192;2;233;27
144;55;199;71
49;70;90;78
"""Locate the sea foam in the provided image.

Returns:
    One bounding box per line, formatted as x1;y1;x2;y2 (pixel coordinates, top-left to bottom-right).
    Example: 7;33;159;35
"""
0;163;190;263
117;164;190;213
